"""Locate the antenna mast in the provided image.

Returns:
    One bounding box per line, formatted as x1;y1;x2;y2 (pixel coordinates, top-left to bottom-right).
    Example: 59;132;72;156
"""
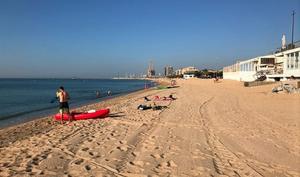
291;10;295;47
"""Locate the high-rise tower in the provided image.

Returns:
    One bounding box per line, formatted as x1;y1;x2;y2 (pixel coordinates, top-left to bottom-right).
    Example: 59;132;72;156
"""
147;61;155;78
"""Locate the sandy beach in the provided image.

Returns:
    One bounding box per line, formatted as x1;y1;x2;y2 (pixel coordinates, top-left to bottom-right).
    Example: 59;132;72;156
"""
0;79;299;177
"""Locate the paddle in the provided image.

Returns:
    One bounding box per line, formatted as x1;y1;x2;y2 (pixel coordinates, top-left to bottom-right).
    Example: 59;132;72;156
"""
50;97;58;103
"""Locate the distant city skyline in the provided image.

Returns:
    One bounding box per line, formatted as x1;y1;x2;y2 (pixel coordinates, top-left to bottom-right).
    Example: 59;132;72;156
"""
0;0;299;78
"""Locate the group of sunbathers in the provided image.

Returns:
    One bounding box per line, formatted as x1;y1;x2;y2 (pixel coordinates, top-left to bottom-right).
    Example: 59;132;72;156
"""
138;94;176;111
144;94;176;102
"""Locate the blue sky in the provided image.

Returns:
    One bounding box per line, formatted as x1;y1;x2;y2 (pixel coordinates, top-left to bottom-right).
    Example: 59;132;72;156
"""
0;0;299;78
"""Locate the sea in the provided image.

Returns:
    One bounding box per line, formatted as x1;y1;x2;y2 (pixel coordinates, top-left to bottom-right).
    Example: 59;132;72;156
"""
0;78;154;128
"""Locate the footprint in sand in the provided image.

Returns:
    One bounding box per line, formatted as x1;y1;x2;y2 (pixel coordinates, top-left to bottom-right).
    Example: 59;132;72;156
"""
117;145;128;152
110;132;117;137
25;166;32;172
154;146;160;150
31;157;40;166
73;158;84;165
119;140;127;144
130;160;144;167
131;151;140;157
85;165;91;171
89;151;94;156
167;160;177;168
157;160;177;169
151;154;161;159
151;153;166;159
81;147;89;151
107;137;116;140
154;164;171;174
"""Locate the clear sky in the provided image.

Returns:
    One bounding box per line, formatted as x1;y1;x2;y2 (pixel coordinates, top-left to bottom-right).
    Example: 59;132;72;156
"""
0;0;299;78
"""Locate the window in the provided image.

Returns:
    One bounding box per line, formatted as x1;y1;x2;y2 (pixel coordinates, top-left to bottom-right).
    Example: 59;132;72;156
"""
295;52;299;69
261;58;275;64
291;53;294;69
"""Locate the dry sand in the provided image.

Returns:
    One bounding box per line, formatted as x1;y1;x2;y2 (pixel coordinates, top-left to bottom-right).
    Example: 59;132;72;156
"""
0;79;299;177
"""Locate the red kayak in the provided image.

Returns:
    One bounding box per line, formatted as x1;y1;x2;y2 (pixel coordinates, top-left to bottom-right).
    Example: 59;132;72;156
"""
54;109;110;121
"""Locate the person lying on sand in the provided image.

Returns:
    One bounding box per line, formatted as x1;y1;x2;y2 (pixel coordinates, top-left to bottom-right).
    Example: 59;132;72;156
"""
137;103;168;111
144;96;151;101
168;94;176;100
153;95;176;101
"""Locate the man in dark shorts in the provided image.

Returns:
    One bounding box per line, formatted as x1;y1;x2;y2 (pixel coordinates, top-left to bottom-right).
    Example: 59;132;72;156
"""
56;86;70;124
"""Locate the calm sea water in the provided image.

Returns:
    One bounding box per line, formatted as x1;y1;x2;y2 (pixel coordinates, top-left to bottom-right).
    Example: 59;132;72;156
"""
0;78;153;128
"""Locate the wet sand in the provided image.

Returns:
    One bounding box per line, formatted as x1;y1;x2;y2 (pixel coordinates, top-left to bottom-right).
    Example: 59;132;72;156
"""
0;79;299;177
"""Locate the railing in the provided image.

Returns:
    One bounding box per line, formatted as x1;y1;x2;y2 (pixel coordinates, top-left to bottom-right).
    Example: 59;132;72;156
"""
275;40;300;53
257;68;284;76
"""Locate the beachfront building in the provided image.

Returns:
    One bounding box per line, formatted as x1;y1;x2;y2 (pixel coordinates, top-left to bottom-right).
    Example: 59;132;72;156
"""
183;73;195;79
175;66;199;76
164;66;174;76
181;66;199;74
267;47;300;81
223;46;300;81
175;69;182;75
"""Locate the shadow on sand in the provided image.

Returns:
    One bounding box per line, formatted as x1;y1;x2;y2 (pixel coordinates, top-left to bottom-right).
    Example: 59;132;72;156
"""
108;112;126;118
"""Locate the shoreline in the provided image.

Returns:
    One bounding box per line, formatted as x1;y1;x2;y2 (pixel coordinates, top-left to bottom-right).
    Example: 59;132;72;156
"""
0;87;154;148
0;78;169;148
0;79;158;129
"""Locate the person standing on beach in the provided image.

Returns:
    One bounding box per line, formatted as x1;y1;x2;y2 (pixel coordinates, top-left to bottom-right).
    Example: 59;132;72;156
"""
56;86;70;124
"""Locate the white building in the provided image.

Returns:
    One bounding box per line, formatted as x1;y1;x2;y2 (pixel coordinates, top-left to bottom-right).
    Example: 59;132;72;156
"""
175;66;199;76
175;69;182;75
267;47;300;81
183;73;195;79
182;66;199;74
223;47;300;81
223;55;275;81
